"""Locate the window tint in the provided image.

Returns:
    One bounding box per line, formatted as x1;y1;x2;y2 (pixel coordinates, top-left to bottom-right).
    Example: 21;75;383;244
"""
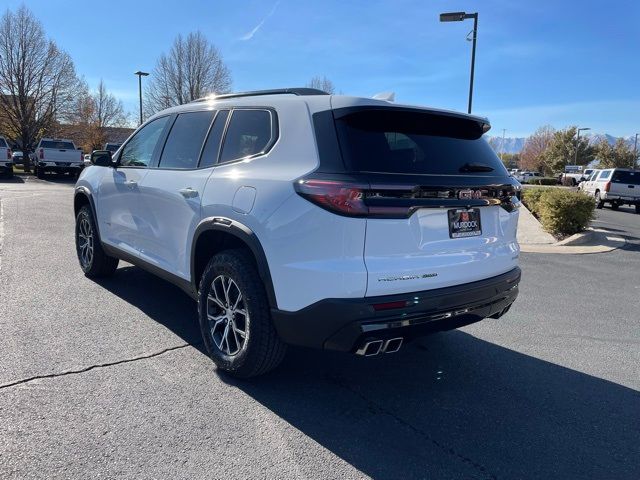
599;171;611;180
159;111;214;169
612;170;640;185
120;116;170;167
0;138;7;148
334;109;505;175
220;110;273;163
40;140;75;149
200;110;229;168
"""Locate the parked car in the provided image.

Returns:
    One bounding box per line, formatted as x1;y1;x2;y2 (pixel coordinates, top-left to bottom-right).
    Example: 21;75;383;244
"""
578;169;600;191
560;166;593;186
0;136;13;177
582;168;640;212
74;88;521;377
35;138;84;178
83;154;92;167
11;150;25;166
104;142;122;154
516;171;542;183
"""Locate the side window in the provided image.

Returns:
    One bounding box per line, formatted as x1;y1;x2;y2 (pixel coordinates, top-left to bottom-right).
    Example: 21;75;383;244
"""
599;170;611;180
199;110;229;168
158;111;214;169
120;116;170;167
220;109;274;163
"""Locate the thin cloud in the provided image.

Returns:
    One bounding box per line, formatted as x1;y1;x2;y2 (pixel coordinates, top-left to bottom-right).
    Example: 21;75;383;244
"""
240;1;280;41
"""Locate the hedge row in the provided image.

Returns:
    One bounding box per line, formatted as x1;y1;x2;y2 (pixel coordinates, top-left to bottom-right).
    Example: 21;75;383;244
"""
528;177;558;185
522;188;595;237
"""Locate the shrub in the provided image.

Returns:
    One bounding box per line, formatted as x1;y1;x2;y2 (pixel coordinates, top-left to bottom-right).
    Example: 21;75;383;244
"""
522;187;554;214
537;189;595;237
528;177;558;185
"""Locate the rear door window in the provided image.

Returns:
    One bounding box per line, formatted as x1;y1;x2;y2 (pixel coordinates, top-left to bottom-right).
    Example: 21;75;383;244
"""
598;171;611;180
159;111;215;169
219;109;275;163
611;170;640;185
334;109;505;175
200;110;229;168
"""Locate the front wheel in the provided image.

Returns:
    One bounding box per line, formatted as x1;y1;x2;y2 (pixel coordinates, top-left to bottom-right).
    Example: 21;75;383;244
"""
595;191;604;209
198;249;286;378
75;205;119;277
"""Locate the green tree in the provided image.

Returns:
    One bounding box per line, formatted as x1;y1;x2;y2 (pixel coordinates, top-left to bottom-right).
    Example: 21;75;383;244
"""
541;126;594;173
596;138;636;168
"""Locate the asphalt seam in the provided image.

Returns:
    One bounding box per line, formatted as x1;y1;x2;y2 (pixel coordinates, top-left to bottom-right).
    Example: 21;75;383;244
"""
0;343;199;390
326;373;498;480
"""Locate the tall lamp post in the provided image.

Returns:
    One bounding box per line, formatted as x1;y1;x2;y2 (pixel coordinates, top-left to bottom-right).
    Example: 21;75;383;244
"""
134;71;149;125
575;127;591;165
440;11;478;114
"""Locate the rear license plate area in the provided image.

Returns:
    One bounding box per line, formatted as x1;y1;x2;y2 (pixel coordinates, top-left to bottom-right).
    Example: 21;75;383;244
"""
448;208;482;238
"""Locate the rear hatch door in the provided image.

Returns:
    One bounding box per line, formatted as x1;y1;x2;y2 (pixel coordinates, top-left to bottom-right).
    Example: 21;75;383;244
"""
333;107;520;297
609;170;640;199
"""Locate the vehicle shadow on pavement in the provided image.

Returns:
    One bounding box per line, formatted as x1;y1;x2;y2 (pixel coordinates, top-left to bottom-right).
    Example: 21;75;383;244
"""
93;266;205;353
226;333;640;480
0;175;25;184
93;265;639;479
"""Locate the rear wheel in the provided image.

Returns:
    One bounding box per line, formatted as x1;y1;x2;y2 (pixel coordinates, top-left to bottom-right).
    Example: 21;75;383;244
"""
594;191;604;209
635;204;640;214
36;167;45;179
75;205;119;277
198;249;286;378
611;202;620;210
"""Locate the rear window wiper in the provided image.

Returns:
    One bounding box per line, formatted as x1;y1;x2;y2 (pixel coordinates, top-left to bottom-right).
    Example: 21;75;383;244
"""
459;162;494;173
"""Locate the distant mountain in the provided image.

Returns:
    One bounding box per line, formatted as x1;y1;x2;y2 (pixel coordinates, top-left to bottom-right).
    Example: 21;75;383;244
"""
486;133;637;154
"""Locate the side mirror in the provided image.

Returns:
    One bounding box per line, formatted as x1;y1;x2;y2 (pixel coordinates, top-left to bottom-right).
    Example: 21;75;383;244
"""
91;150;113;167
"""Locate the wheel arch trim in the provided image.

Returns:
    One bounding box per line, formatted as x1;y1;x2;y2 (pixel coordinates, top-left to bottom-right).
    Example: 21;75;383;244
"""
191;217;278;308
74;187;100;238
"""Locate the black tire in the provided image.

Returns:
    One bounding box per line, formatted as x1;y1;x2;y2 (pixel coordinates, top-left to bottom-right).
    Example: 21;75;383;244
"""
610;202;619;210
635;204;640;214
5;167;13;178
198;249;286;378
75;205;119;277
36;168;45;179
595;191;604;209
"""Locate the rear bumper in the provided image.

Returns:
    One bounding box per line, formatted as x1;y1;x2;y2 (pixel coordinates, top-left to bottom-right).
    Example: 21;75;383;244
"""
602;193;639;204
271;267;521;352
38;162;83;173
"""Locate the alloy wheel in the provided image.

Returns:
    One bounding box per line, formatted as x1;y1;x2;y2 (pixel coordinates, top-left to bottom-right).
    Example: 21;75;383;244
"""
207;275;249;356
77;216;94;268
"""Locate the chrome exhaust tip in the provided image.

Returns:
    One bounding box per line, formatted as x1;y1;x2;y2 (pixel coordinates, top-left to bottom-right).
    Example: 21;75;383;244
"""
355;339;384;356
382;337;403;353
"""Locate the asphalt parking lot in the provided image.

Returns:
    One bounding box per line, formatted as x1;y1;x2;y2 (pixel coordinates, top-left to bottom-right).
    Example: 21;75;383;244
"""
1;176;639;479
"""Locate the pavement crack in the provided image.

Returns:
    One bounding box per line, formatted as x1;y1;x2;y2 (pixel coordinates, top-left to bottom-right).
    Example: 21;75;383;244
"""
325;373;499;480
0;342;199;390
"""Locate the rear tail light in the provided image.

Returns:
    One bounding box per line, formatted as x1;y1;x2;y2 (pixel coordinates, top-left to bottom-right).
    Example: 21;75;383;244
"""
7;148;11;160
39;148;44;160
294;179;369;217
372;300;408;311
80;151;83;161
605;182;611;192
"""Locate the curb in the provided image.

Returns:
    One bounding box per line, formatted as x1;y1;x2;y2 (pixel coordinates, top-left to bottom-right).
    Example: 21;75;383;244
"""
520;229;626;254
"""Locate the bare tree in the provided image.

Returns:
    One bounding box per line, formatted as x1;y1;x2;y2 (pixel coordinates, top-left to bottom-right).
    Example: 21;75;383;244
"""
520;125;555;172
145;32;231;115
66;79;128;151
0;6;80;170
307;75;336;94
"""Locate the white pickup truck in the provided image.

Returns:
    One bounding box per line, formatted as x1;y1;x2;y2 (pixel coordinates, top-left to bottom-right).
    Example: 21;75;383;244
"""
0;136;13;177
35;138;84;178
582;168;640;213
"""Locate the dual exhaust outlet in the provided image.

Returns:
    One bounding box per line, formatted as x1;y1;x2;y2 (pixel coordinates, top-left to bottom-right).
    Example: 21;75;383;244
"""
355;337;403;356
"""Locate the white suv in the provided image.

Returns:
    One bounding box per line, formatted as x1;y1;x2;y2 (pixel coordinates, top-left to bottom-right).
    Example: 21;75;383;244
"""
74;88;521;377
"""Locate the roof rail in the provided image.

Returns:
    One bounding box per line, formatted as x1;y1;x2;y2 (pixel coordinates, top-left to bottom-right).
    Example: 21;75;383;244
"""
190;88;329;103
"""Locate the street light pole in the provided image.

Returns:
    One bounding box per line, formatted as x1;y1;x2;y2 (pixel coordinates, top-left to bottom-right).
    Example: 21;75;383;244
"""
134;71;149;125
440;11;479;114
574;127;591;166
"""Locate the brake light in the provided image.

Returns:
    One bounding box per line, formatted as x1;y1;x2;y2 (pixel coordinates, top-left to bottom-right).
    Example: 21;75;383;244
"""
39;148;44;159
294;179;369;216
372;300;408;311
604;182;611;192
7;148;11;160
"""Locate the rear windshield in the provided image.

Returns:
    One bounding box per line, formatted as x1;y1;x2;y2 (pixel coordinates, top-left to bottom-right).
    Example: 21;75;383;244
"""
0;138;7;148
334;109;506;176
612;170;640;185
40;140;74;150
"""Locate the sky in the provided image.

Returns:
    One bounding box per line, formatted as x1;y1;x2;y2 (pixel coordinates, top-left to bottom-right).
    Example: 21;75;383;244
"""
5;0;640;138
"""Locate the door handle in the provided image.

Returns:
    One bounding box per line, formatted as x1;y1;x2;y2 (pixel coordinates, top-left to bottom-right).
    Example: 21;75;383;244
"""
124;180;137;188
179;187;199;199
